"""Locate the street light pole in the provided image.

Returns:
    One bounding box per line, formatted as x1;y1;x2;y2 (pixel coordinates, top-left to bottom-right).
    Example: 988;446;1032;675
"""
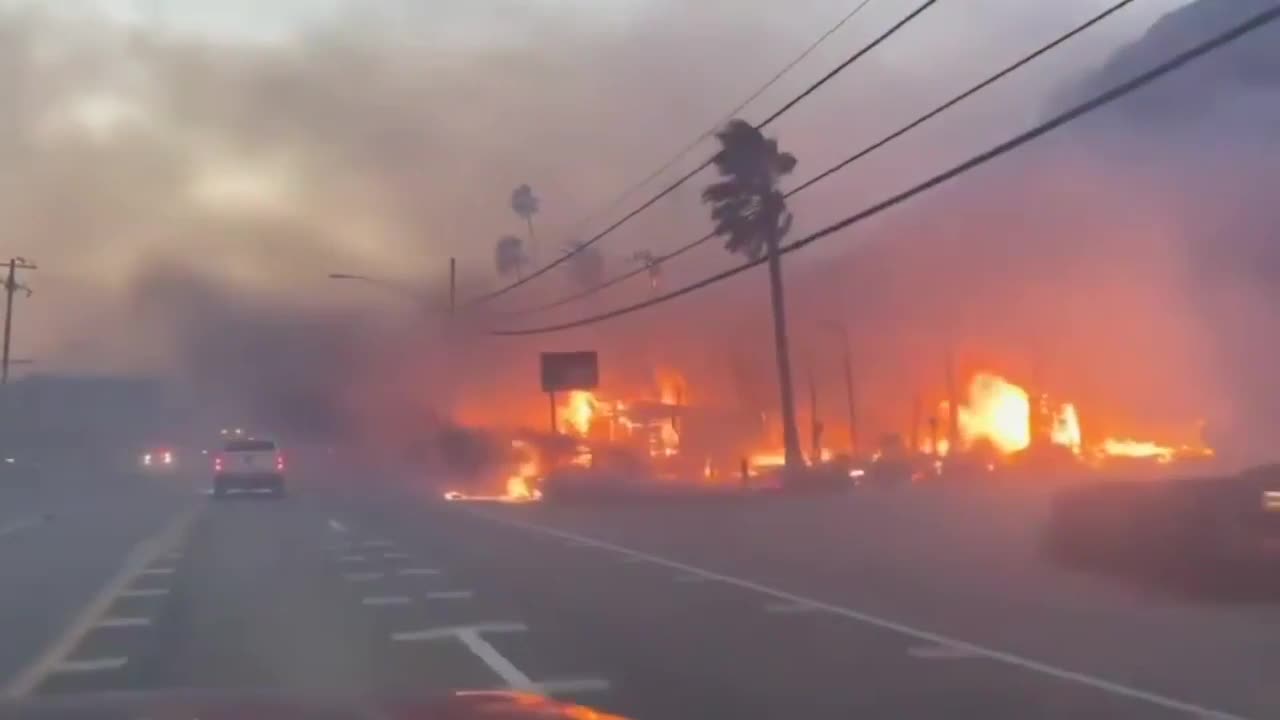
2;258;36;385
449;257;457;317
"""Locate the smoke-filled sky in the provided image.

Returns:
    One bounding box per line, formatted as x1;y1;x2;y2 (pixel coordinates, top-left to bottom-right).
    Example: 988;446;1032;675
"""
9;0;1280;463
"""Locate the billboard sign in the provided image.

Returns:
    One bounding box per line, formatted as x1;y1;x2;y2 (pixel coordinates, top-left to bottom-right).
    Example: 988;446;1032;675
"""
540;351;599;393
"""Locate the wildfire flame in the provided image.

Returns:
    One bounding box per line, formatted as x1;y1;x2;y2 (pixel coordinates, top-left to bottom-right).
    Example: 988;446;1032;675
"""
958;373;1031;454
1099;438;1175;463
1050;402;1082;455
562;391;596;437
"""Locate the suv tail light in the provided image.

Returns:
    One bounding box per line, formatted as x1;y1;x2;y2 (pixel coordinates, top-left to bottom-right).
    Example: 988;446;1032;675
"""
276;454;285;472
214;456;224;472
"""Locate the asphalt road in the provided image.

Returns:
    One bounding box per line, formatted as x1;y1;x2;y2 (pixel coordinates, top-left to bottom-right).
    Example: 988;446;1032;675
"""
1;470;1277;719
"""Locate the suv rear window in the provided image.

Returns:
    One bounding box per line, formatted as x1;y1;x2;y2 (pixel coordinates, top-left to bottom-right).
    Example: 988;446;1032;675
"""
224;439;277;452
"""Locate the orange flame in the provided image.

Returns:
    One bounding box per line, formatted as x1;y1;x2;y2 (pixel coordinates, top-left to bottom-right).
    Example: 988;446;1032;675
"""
1051;403;1082;455
958;373;1031;454
562;391;596;437
1098;438;1175;463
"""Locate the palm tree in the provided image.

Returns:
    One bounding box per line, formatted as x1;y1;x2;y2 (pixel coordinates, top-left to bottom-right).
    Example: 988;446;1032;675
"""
510;184;540;264
631;250;663;291
494;235;527;279
564;241;605;289
702;119;803;471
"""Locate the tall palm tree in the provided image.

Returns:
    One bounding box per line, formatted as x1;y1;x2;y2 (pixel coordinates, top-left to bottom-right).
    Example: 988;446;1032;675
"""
510;184;540;264
494;235;528;279
702;119;803;471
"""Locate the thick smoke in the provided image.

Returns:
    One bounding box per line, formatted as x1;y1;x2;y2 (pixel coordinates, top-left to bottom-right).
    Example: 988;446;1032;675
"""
6;1;1279;467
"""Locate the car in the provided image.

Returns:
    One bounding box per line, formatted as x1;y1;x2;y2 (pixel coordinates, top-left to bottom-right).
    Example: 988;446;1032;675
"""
213;437;286;498
140;448;179;474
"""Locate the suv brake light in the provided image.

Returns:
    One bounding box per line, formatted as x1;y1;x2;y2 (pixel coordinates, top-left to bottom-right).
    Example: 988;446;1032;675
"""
214;456;224;472
276;454;285;472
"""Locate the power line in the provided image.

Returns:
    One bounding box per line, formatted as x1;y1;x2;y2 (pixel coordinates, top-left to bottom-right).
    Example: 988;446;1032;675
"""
562;0;879;240
497;0;1140;319
466;0;939;307
490;3;1280;337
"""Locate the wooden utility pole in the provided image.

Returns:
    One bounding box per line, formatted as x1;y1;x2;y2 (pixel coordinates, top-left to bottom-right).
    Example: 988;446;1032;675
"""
448;257;457;316
2;258;36;385
840;325;858;456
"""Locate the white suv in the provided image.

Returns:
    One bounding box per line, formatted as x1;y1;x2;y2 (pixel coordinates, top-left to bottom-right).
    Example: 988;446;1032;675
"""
213;438;285;498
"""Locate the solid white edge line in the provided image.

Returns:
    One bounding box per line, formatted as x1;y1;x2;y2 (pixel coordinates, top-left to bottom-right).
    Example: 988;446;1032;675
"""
3;509;195;698
464;509;1253;720
118;588;170;598
908;644;982;660
764;601;821;614
95;617;152;628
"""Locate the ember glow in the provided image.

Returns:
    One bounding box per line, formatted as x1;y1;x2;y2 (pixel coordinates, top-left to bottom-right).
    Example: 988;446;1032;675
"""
1098;438;1175;463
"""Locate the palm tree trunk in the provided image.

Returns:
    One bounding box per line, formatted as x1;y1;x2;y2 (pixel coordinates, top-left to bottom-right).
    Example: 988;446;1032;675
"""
525;217;538;266
765;233;803;471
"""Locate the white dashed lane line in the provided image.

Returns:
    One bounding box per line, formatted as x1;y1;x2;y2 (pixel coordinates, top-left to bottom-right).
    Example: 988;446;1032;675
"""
391;623;609;697
467;510;1255;720
426;591;474;601
362;596;412;607
3;509;194;698
328;519;348;533
397;568;440;576
360;539;394;548
383;552;411;560
342;572;384;582
338;555;367;562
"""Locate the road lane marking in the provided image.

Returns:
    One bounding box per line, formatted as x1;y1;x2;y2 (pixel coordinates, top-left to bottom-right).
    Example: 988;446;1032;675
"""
328;519;348;533
398;568;440;576
908;644;983;660
4;509;195;698
383;552;411;559
620;556;648;564
343;572;384;582
119;588;169;598
764;601;822;614
50;658;128;674
466;510;1253;720
338;555;366;562
140;567;175;576
361;539;394;548
392;624;607;697
95;617;152;629
363;596;412;606
0;515;47;539
674;574;710;583
393;622;527;643
426;591;474;600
